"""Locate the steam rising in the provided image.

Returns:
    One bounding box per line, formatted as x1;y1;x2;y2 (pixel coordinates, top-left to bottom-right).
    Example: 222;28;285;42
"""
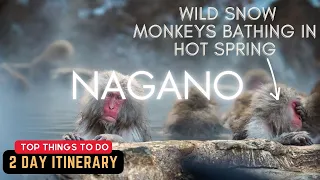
0;1;319;179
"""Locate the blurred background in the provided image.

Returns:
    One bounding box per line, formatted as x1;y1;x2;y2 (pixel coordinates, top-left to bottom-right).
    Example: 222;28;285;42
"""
0;0;319;179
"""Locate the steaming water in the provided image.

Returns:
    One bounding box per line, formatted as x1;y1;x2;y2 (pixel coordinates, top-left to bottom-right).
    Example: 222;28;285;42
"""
1;1;319;179
0;51;316;180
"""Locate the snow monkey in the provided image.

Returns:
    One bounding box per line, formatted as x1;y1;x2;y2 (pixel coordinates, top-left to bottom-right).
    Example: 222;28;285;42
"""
222;69;272;130
222;91;253;131
232;83;313;146
164;86;231;140
301;80;320;143
64;70;151;142
29;39;74;82
8;39;74;82
243;68;273;91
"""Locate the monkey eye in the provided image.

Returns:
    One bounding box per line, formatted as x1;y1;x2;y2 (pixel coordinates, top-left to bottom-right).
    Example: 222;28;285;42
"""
116;95;122;100
107;92;113;97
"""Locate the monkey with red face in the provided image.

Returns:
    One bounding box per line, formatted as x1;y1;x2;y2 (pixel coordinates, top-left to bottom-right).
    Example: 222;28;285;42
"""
232;83;313;146
63;70;151;142
103;91;125;122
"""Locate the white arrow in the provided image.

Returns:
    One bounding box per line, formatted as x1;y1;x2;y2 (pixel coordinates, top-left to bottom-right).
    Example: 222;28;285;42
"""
266;58;281;100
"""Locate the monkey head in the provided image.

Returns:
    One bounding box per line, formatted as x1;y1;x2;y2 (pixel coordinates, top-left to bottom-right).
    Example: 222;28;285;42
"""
35;40;74;64
78;71;145;134
183;86;216;109
251;83;303;134
243;69;272;91
234;91;252;108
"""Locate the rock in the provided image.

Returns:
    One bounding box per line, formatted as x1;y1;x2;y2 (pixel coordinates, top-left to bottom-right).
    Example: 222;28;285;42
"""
79;139;320;180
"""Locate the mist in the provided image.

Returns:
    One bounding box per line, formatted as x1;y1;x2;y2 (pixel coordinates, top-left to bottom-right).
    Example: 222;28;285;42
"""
1;0;320;179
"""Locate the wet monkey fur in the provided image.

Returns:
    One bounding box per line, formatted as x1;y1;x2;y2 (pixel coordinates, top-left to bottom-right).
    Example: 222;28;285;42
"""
222;69;272;130
301;80;320;143
232;83;313;146
243;68;273;91
64;70;151;142
222;91;253;132
302;94;320;143
164;86;231;140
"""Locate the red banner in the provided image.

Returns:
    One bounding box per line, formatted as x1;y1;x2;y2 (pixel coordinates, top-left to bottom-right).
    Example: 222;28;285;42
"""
14;140;112;154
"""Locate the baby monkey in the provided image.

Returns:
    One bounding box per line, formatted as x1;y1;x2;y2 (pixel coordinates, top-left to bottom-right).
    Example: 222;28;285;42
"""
233;83;313;146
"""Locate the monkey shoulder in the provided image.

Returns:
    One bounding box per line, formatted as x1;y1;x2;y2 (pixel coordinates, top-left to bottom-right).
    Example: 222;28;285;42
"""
118;126;151;142
228;109;252;133
244;117;273;139
166;114;226;140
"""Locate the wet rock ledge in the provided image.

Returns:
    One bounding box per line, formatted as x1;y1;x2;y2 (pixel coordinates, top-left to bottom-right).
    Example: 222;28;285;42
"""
80;139;320;180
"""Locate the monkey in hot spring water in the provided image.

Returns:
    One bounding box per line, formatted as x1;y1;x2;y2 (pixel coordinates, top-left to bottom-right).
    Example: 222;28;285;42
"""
5;39;74;83
300;80;320;143
164;86;231;140
222;68;272;131
63;70;151;142
232;83;313;146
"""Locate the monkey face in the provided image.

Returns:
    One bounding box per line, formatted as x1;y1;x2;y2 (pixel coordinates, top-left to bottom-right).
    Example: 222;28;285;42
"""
78;71;146;136
103;92;125;123
251;83;304;133
289;100;303;130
